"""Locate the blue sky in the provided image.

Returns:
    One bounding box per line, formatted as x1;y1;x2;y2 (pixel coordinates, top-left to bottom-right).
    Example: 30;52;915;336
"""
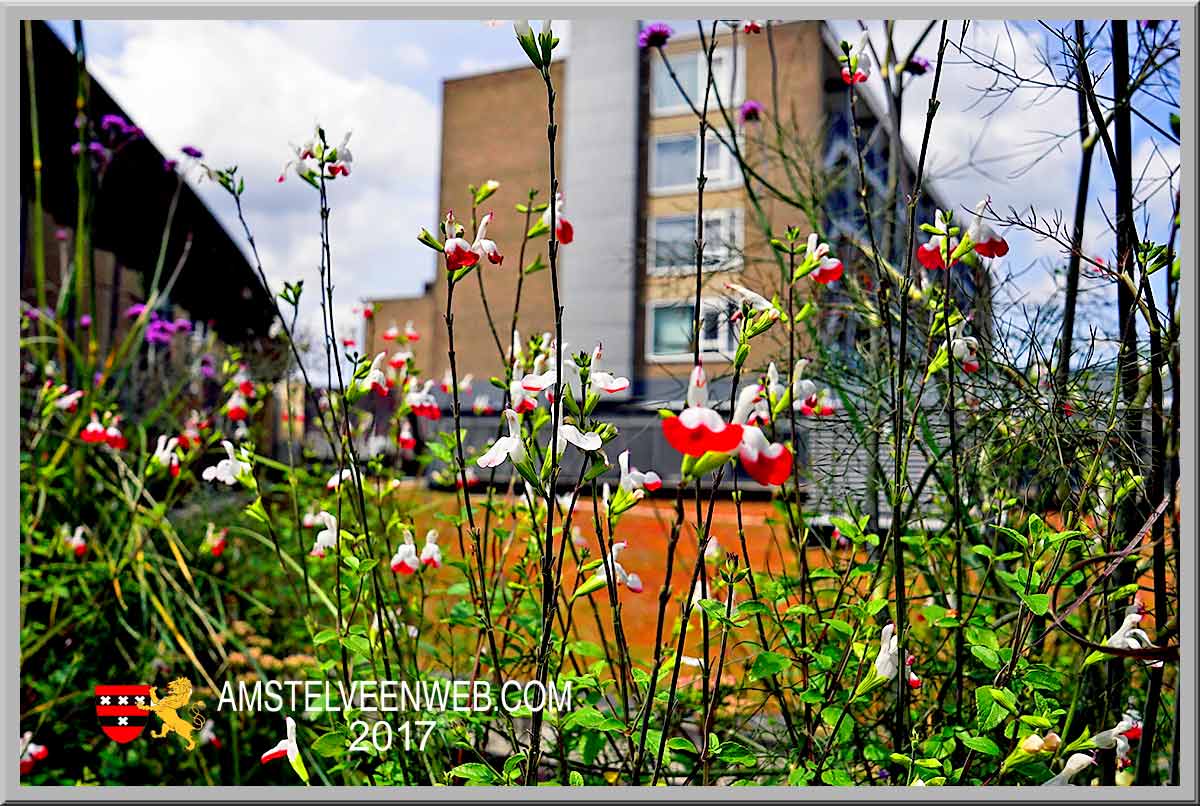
45;19;1179;357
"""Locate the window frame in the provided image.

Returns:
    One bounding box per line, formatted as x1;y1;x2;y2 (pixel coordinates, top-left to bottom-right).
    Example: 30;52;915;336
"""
649;131;741;196
647;208;743;276
645;297;738;363
650;45;745;118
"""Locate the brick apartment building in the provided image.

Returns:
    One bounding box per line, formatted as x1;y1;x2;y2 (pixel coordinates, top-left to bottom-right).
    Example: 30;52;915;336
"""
363;20;968;498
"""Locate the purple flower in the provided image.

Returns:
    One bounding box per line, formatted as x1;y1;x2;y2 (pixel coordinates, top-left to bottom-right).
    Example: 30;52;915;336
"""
25;308;39;321
739;99;765;124
124;303;147;319
54;228;69;242
145;320;174;345
638;22;673;49
100;114;130;132
163;159;178;172
172;318;193;333
905;55;931;76
79;314;93;329
877;769;890;781
181;145;204;159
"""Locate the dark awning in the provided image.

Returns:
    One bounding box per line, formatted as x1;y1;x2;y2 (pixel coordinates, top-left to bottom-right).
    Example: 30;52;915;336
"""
19;20;274;344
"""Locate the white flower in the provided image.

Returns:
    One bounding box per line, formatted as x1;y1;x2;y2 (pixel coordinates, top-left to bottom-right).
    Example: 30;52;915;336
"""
1042;753;1095;786
309;512;338;558
476;409;527;468
617;450;661;497
594;541;643;593
1105;612;1164;668
326;468;353;490
553;409;603;457
201;441;251;486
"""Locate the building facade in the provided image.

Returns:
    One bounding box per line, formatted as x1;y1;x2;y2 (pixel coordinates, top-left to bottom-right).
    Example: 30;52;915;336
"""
363;20;966;501
367;20;952;406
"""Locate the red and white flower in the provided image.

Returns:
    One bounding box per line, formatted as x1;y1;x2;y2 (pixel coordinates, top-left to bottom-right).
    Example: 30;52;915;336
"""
477;409;527;468
152;435;182;477
398;421;417;450
510;379;538;413
224;391;249;422
104;416;128;450
472;395;495;416
234;367;255;397
732;385;793;486
967;198;1009;258
260;716;308;783
390;530;420;574
804;233;844;284
841;32;872;84
949;321;981;373
404;320;420;342
54;387;83;412
388;350;412;370
19;732;48;775
405;379;440;419
917;211;956;270
618;449;662;494
420;529;441;569
81;413;107;444
553;409;604;458
741;20;763;33
203;523;228;557
309;512;338;558
442;211;478;271
362;353;389;397
382;323;400;342
471;211;504;266
63;525;87;557
662;364;744;456
588;343;629;395
542;191;574;245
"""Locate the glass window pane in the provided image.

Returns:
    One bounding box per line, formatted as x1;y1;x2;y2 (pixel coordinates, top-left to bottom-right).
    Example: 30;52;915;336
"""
652;304;694;355
654;136;697;189
702;213;727;264
653;216;695;268
652;52;697;112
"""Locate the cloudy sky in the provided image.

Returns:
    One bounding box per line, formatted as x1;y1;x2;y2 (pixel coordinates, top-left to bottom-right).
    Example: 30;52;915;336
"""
47;18;1178;352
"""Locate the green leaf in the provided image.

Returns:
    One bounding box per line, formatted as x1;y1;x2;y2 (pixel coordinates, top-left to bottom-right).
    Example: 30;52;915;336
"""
971;645;1001;670
571;574;608;601
342;635;372;658
749;650;792;681
963;736;1000;756
569;771;584;786
1020;593;1050;616
821;769;853;786
449;762;501;785
717;741;757;767
312;731;347;757
313;629;338;645
666;736;698;755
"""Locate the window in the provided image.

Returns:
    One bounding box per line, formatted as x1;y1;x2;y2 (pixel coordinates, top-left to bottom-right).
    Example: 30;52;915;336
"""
651;47;743;117
649;208;742;275
647;299;737;360
651;133;739;194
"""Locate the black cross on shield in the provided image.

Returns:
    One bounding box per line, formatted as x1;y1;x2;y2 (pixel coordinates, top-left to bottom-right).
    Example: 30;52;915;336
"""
95;684;151;744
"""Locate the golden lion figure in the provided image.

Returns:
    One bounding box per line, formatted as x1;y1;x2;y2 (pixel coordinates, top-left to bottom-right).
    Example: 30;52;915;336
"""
137;677;206;751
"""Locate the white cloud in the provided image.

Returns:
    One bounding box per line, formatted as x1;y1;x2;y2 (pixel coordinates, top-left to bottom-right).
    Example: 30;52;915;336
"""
88;19;442;370
394;43;431;69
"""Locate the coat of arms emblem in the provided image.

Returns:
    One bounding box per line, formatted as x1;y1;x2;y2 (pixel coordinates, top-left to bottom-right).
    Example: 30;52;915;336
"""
94;684;152;744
